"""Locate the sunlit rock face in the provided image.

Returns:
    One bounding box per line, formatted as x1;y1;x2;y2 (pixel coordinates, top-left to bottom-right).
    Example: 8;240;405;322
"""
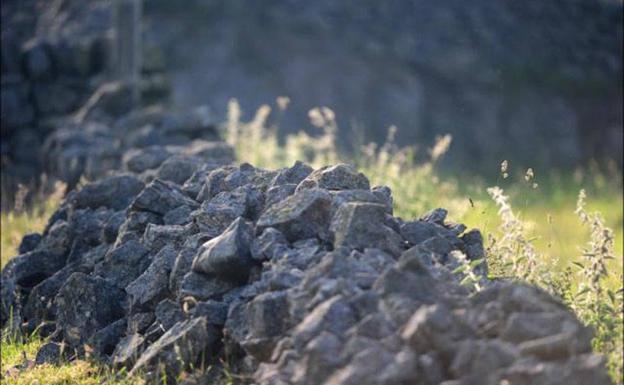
146;0;623;171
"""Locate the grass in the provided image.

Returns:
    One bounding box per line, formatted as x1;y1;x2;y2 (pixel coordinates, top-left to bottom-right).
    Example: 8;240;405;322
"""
1;98;622;383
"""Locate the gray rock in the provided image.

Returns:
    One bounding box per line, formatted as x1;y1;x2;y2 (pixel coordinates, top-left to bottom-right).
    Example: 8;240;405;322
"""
38;220;72;258
163;205;193;226
419;208;448;224
196;166;238;201
271;161;314;186
296;164;370;192
265;183;297;209
190;300;228;326
89;318;127;357
169;247;200;295
500;353;612;385
141;223;188;252
18;233;42;254
329;189;391;215
54;273;126;347
102;211;126;243
324;346;394;385
192;185;262;236
115;211;162;245
192;218;255;282
179;271;240;301
68;208;112;247
126;246;177;311
251;228;289;261
292;295;357;348
123;146;173;174
23;256;98;329
292;331;343;384
22;38;53;80
240;291;291;361
518;331;591;361
377;347;419;384
450;339;519;380
94;240;152;288
500;312;579;343
72;174;144;211
156;155;202;185
257;188;332;242
330;202;403;256
131;179;199;215
112;333;147;369
129;317;213;378
399;220;457;246
2;249;67;288
128;312;155;334
154;299;185;331
35;342;64;366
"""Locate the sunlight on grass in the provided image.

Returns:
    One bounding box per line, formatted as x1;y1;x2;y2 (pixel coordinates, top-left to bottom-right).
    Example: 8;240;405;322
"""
0;182;65;269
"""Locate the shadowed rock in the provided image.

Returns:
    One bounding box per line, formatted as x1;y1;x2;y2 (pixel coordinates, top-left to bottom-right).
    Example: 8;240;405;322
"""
54;273;126;346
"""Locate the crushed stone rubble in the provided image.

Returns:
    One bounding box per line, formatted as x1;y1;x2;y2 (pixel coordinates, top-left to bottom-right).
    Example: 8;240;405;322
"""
1;157;613;385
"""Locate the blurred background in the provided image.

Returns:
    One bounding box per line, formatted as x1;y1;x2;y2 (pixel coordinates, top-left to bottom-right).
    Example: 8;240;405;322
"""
147;0;623;172
2;0;623;189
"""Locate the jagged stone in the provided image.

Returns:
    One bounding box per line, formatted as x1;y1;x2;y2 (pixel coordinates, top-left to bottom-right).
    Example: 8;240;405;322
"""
330;202;403;256
296;164;370;192
257;188;332;242
54;273;126;346
271;161;314;187
192;185;263;236
154;299;185;331
123;146;173;174
72;175;145;211
251;228;289;261
179;271;240;301
192;218;255;282
2;250;66;288
131;179;199;215
156;155;202;185
190;300;228;326
142;223;188;252
35;342;64;366
89;318;128;357
94;240;152;288
18;233;42;254
112;333;148;369
126;246;177;311
129;317;214;378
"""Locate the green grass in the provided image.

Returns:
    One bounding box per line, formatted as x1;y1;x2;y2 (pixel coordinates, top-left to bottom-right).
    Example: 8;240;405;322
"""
1;99;622;383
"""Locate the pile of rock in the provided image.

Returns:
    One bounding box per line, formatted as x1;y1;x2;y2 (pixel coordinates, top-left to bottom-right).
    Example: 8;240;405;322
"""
1;160;612;384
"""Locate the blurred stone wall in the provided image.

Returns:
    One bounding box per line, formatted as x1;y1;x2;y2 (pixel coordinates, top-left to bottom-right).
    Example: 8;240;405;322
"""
145;0;623;171
1;0;169;198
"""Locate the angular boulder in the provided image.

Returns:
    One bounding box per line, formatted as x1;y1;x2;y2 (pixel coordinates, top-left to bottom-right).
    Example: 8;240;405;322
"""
257;188;332;242
54;272;126;346
192;218;255;282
